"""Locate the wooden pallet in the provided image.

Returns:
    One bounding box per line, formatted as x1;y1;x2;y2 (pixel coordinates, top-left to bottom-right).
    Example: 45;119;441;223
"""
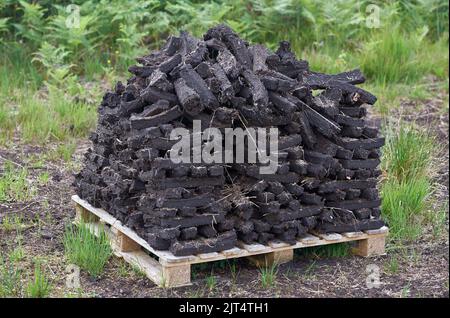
72;195;388;288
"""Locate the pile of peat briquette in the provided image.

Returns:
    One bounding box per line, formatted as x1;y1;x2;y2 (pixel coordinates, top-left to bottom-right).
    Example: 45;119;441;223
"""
74;25;385;256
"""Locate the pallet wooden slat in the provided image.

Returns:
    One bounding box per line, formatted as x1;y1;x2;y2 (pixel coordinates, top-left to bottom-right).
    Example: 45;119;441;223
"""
198;252;221;260
268;240;291;249
220;247;246;257
71;195;388;288
299;234;321;245
238;242;272;253
343;231;365;238
313;232;343;241
365;226;389;235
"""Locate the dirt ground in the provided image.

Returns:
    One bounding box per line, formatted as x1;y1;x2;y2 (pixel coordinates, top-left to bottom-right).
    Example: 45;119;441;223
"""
0;96;448;298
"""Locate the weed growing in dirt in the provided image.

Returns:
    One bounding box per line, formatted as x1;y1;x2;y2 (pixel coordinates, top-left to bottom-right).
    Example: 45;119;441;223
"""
400;285;411;298
0;256;22;297
63;223;112;278
131;264;147;279
186;288;204;298
48;140;78;162
9;244;25;263
228;260;238;284
386;256;399;274
0;214;25;233
26;262;51;298
37;171;50;185
116;260;131;278
426;201;449;239
0;163;35;203
259;263;278;289
205;273;216;292
302;260;317;279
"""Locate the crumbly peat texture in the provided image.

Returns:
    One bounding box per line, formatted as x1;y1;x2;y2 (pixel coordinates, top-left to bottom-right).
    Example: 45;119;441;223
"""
74;25;385;256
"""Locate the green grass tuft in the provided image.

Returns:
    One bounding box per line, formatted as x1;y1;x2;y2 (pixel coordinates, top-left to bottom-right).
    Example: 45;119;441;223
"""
381;123;436;241
0;256;22;297
359;25;432;84
259;263;278;289
205;273;216;291
0;163;35;203
382;178;430;240
63;223;112;278
382;124;434;181
26;262;51;298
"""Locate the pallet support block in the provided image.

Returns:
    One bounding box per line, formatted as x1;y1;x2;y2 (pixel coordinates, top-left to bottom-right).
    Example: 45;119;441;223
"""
75;204;99;223
162;263;191;287
352;235;386;257
248;249;294;267
116;231;141;252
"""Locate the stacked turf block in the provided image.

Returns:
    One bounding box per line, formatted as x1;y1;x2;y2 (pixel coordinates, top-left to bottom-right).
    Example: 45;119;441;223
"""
74;25;385;256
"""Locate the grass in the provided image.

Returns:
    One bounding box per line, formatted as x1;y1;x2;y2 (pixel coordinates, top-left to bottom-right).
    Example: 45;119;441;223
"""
359;25;448;85
9;245;25;263
17;94;97;144
63;222;112;278
38;171;50;185
299;243;350;259
0;163;35;203
381;178;430;240
302;260;317;279
131;264;147;279
259;263;278;289
205;273;216;291
48;140;78;162
382;124;435;181
228;260;238;283
26;262;51;298
0;256;22;297
381;123;437;241
0;214;25;233
117;260;131;278
385;256;399;275
427;202;448;239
